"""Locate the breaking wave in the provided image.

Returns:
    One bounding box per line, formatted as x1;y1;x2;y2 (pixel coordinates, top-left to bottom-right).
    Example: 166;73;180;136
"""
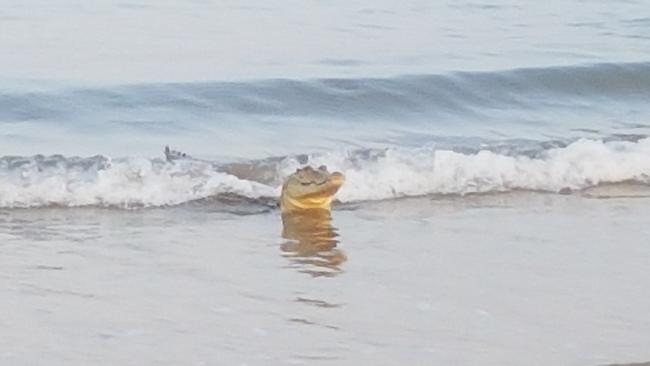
0;156;275;208
1;138;650;208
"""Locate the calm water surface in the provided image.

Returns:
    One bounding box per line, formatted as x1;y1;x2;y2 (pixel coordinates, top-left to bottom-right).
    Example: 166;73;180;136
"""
2;193;650;365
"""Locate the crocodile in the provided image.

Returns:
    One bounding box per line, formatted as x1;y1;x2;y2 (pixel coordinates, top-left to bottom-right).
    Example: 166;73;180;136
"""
164;147;345;212
280;165;345;214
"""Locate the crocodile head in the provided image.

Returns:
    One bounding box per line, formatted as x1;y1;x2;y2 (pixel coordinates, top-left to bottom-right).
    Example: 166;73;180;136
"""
280;165;345;213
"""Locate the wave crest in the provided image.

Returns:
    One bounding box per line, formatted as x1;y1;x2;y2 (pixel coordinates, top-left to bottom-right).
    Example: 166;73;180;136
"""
283;138;650;201
2;62;649;123
0;155;275;208
1;138;650;208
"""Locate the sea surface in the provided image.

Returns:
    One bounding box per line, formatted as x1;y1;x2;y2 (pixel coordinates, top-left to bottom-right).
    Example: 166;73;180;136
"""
1;0;650;365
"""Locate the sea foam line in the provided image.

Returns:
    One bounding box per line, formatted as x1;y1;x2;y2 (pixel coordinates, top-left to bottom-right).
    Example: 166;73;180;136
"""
296;138;650;202
1;138;649;208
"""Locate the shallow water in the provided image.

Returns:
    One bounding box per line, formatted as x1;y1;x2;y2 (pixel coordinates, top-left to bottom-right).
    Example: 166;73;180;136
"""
2;193;650;365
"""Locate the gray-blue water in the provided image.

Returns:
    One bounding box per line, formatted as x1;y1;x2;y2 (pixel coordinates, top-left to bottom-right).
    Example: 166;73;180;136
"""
2;1;650;208
2;0;650;159
2;2;650;365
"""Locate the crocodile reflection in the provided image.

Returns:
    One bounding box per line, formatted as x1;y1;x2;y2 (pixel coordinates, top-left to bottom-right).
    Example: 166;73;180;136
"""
281;209;346;277
279;165;346;277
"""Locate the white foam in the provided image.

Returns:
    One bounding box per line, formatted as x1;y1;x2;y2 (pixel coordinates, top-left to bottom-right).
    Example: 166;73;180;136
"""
1;138;650;208
0;157;275;208
298;138;650;202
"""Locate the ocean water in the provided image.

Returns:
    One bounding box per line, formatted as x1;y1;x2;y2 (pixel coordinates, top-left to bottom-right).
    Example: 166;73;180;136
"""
2;0;650;365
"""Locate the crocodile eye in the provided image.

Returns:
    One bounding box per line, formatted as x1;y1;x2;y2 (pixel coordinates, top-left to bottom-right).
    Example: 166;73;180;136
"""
318;165;327;171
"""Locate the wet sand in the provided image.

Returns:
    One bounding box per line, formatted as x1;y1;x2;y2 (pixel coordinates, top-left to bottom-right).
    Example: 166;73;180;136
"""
1;192;650;365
